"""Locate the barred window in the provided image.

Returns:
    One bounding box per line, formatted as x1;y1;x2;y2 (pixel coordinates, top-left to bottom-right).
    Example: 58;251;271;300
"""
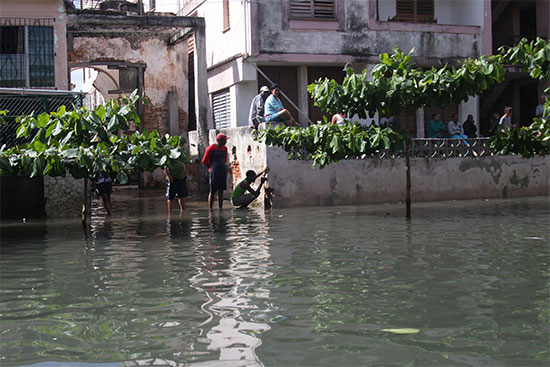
0;19;55;88
290;0;335;20
394;0;434;23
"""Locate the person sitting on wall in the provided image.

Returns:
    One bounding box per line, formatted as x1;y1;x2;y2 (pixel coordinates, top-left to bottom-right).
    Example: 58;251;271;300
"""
427;113;448;138
249;85;271;130
498;106;514;131
264;84;299;127
462;114;477;138
447;113;468;139
488;112;500;136
331;111;347;126
231;167;269;209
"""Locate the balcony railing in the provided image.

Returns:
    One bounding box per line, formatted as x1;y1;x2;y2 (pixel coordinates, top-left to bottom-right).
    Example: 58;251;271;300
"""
378;138;496;159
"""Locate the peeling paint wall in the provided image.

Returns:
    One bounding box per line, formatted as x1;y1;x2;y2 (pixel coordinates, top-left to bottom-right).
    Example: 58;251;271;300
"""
257;0;482;61
69;35;188;134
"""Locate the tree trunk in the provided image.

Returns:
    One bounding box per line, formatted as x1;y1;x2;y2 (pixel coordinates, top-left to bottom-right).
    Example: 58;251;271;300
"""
404;114;412;219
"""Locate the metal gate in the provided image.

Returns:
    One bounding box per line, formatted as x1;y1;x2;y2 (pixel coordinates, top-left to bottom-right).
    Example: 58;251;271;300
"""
0;90;83;219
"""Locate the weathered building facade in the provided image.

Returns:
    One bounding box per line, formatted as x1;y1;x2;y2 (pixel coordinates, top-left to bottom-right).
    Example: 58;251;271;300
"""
176;0;548;137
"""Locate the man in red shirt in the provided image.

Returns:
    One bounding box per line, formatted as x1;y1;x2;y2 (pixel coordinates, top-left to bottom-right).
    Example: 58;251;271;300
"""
202;133;229;210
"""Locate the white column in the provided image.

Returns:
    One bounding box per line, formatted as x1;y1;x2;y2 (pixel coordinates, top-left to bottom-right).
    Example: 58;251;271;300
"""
297;65;309;126
416;108;425;138
459;95;479;135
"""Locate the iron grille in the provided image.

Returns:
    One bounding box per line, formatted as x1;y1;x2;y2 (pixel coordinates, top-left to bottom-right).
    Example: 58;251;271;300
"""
0;92;83;149
0;18;55;88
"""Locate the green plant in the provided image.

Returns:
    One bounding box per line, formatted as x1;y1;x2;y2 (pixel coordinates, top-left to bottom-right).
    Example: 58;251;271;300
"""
0;91;190;184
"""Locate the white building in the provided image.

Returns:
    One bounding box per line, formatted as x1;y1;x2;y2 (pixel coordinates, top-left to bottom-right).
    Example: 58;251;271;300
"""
157;0;546;137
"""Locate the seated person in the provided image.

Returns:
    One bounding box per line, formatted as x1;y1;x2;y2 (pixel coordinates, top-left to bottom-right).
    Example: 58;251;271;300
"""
447;113;468;139
427;113;447;138
462;114;477;138
264;84;299;126
231;168;269;209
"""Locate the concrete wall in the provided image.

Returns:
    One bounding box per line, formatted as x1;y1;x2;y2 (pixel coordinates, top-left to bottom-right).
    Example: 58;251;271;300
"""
68;34;188;135
190;127;549;208
0;0;69;89
257;0;482;62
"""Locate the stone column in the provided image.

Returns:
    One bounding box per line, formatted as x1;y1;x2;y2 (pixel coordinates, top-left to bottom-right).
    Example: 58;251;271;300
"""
416;108;425;138
194;19;209;156
297;66;309;125
459;96;479;135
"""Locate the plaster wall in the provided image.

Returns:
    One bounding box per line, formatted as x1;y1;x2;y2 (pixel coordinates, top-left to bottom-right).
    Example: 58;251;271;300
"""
190;127;549;208
257;0;482;61
69;35;188;133
0;0;69;89
265;148;549;207
190;0;248;68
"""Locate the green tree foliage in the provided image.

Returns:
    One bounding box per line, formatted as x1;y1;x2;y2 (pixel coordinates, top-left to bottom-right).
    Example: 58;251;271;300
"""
256;38;549;160
257;122;406;169
490;38;550;157
0;91;190;184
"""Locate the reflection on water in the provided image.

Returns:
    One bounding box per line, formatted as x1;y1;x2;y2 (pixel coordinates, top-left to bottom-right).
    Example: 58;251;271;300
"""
0;196;549;367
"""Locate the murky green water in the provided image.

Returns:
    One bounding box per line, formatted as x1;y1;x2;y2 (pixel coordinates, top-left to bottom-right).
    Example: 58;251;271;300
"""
1;195;549;367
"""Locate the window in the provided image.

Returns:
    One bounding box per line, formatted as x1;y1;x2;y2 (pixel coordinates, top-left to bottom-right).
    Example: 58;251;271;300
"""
223;0;230;31
394;0;434;23
212;89;231;129
290;0;335;20
0;19;55;88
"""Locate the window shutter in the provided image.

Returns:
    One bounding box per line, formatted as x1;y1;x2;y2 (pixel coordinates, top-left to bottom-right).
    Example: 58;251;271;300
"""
417;0;434;22
223;0;230;31
212;89;231;129
290;0;334;19
395;0;434;23
313;0;334;19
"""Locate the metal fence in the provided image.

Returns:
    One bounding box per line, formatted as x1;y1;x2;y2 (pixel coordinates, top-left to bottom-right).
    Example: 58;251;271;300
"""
379;138;497;159
0;90;83;219
286;137;497;161
0;91;83;148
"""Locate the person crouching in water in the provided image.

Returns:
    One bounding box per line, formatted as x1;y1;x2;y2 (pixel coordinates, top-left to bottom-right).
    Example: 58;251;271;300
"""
231;167;269;209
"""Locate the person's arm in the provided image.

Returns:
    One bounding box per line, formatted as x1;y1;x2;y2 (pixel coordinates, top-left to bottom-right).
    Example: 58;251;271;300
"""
244;177;267;197
202;145;211;168
163;167;172;182
256;167;269;178
331;115;337;124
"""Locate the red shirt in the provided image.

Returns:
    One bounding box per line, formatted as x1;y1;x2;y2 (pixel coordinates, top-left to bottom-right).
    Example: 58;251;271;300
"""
202;144;228;172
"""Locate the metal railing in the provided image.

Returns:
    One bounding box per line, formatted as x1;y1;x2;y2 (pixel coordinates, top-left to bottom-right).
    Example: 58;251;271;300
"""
378;138;496;159
0;90;83;148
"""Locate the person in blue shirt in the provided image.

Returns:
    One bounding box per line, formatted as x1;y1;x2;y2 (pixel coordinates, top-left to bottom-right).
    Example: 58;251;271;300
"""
264;84;299;126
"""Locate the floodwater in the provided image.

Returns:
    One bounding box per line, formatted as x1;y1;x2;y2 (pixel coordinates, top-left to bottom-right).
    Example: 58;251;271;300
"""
0;193;549;367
